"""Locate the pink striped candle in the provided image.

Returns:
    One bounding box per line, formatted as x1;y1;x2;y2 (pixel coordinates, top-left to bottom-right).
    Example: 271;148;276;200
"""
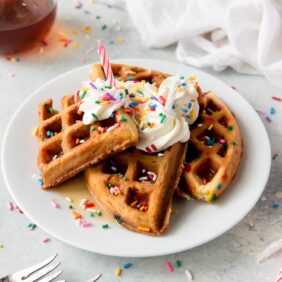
97;40;116;86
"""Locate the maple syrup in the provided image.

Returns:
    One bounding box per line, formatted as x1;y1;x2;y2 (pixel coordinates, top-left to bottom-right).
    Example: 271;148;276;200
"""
0;0;57;54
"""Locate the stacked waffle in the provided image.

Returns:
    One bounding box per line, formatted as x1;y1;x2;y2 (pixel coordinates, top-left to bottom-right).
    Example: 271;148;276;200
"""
35;63;242;235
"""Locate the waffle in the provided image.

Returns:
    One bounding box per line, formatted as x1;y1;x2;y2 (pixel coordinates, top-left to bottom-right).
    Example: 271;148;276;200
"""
84;63;188;235
179;91;243;202
36;95;138;189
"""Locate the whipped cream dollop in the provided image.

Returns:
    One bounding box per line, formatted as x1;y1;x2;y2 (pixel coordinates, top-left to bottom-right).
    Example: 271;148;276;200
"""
78;75;200;152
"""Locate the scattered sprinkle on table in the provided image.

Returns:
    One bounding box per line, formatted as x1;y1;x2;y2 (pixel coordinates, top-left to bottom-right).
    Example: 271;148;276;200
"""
42;237;50;243
51;200;59;208
269;106;276;115
28;223;37;230
115;267;122;276
272;202;280;209
272;96;282;102
176;260;182;267
0;243;4;249
185;269;193;280
165;261;174;272
102;224;109;229
101;24;107;30
122;262;132;269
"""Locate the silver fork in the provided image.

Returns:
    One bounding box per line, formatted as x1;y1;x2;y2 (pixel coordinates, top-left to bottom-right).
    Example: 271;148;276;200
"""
0;254;102;282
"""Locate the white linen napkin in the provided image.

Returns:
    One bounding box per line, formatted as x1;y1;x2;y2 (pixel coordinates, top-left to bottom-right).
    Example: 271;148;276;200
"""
98;0;282;88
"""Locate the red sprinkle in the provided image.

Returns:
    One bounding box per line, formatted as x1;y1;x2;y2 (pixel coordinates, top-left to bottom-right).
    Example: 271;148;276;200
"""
145;147;153;154
151;144;157;151
159;96;167;105
85;202;95;208
272;96;282;102
165;261;174;272
202;178;207;185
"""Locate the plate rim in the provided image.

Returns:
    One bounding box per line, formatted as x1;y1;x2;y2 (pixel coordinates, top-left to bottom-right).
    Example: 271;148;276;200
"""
1;58;272;257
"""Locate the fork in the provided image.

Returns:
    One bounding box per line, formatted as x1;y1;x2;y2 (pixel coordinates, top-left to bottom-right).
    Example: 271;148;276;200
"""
0;254;102;282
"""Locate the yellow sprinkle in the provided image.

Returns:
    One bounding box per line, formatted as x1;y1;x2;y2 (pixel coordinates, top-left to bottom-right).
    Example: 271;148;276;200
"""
178;85;183;92
137;226;150;232
152;82;157;86
130;200;138;207
141;80;146;83
189;75;196;81
116;37;125;43
115;267;122;276
127;70;136;75
0;243;3;248
33;127;39;136
100;101;111;106
82;26;91;33
139;206;145;211
11;57;17;62
73;42;80;49
208;124;213;130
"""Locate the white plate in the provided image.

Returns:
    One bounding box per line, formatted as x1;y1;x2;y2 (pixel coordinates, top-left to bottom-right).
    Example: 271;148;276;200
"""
1;59;271;257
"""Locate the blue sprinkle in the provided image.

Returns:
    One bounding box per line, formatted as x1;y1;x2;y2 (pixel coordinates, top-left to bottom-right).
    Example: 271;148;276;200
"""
109;39;114;45
110;113;115;118
186;114;191;119
150;104;157;109
182;108;188;113
269;107;276;115
89;212;94;217
37;179;43;186
172;104;176;110
206;139;215;146
127;76;134;81
188;102;192;109
46;131;51;137
272;202;280;209
129;102;139;108
123;262;132;269
182;82;187;87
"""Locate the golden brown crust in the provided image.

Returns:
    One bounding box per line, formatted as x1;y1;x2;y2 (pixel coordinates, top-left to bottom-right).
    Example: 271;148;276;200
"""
84;143;187;235
180;91;243;202
36;98;138;189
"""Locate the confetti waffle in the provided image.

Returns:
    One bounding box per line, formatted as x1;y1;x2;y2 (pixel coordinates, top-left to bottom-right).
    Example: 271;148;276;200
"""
179;91;243;202
84;63;188;235
85;143;187;235
36;95;138;189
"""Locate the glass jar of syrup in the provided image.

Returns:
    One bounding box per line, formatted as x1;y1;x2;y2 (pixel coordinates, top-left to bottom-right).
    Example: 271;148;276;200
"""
0;0;57;54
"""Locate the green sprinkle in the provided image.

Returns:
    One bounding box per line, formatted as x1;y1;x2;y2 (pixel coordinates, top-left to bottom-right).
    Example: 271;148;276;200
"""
147;121;151;126
211;194;217;202
182;82;187;87
160;114;166;123
102;224;109;229
90;126;96;131
49;107;55;114
120;116;128;122
227;125;233;131
98;87;104;91
217;183;222;190
180;76;185;80
68;205;73;209
108;183;112;188
95;101;101;104
125;89;129;95
104;86;112;89
96;211;102;216
232;141;237;146
96;15;101;19
176;260;182;268
101;24;107;30
81;90;87;99
137;90;143;94
123;175;127;181
92;113;99;121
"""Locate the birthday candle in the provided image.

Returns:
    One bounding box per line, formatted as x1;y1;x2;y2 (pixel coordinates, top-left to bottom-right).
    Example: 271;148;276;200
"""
97;40;116;86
